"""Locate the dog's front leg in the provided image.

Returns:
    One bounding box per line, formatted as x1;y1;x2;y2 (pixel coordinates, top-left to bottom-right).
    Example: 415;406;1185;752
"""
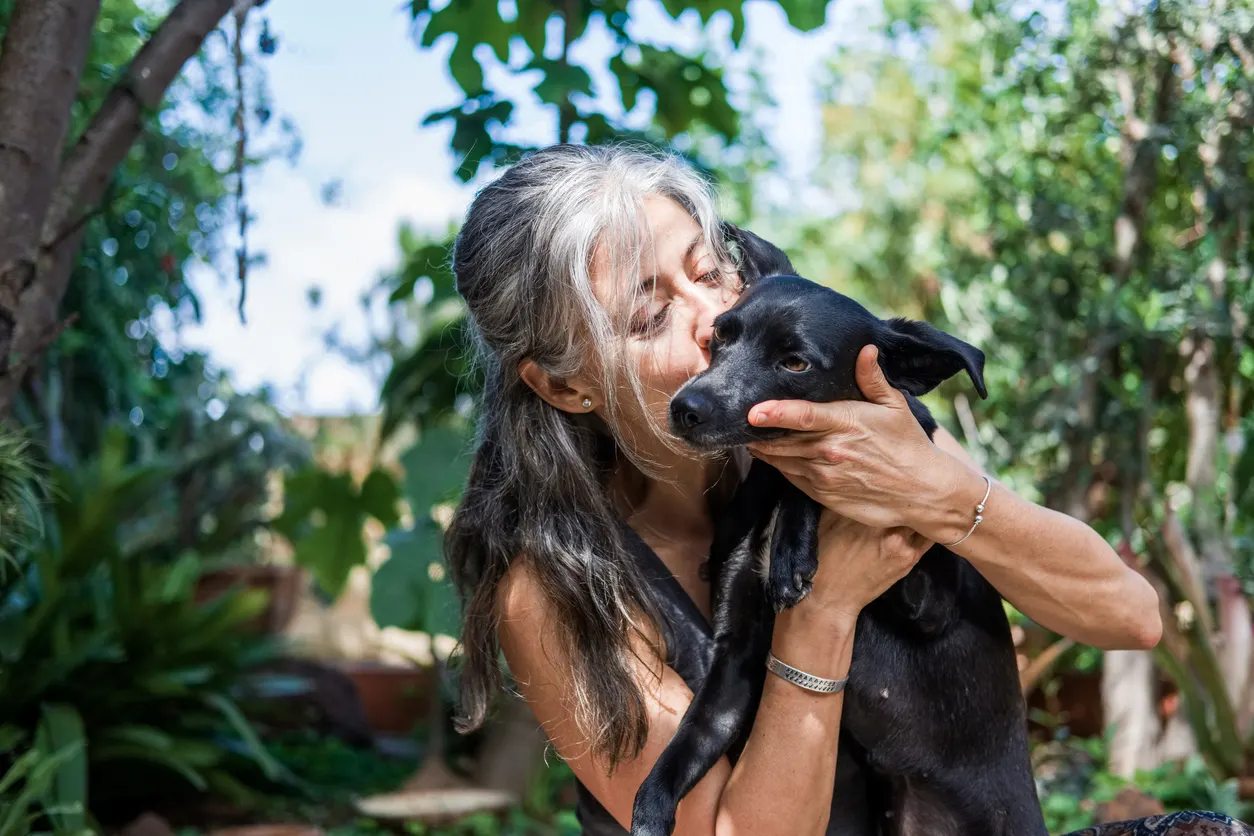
631;518;775;836
630;611;772;836
765;485;822;612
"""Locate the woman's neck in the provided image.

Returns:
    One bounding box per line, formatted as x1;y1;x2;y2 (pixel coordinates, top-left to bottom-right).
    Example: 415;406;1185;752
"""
621;454;731;546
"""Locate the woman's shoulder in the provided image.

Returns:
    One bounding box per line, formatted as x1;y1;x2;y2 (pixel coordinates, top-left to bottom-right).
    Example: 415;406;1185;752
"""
497;555;547;624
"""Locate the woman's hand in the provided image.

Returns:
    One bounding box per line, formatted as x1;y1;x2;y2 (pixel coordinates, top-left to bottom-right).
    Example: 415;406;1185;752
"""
803;513;933;623
746;344;957;535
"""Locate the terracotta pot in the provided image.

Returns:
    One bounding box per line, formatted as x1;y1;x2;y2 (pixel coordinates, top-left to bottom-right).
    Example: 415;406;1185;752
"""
337;660;434;734
195;565;303;634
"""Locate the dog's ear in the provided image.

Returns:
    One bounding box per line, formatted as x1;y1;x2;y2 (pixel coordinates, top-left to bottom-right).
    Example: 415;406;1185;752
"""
720;222;795;283
874;318;987;399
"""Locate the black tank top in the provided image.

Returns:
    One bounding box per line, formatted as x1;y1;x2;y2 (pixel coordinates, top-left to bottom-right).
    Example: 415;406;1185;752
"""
571;524;877;835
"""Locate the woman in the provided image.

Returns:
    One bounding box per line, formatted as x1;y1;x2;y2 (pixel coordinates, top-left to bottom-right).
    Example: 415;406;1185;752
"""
444;143;1244;836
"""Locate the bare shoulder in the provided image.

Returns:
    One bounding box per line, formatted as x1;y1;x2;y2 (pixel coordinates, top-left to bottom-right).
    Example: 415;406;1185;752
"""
493;556;731;831
497;556;548;628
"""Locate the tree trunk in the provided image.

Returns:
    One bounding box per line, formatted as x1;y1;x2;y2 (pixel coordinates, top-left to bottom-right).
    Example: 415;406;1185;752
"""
1101;38;1179;780
0;0;100;390
0;0;248;418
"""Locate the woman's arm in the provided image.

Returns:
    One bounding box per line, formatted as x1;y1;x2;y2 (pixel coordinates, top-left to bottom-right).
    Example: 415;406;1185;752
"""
745;344;1161;652
924;426;1161;650
497;523;927;836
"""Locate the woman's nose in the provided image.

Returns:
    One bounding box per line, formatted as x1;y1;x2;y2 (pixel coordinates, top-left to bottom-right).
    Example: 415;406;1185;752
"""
694;286;733;344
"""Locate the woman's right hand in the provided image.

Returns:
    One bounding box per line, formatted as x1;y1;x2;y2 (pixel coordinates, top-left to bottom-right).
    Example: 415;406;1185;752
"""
806;510;933;624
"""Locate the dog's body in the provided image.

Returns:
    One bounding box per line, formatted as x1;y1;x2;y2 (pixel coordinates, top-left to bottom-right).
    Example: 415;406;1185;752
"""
629;227;1046;836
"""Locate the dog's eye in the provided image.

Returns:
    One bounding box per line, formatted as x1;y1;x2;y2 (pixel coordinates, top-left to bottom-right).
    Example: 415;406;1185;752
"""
780;357;811;373
711;325;724;343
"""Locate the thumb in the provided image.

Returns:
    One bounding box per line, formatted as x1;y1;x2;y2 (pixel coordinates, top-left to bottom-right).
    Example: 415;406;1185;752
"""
857;344;905;408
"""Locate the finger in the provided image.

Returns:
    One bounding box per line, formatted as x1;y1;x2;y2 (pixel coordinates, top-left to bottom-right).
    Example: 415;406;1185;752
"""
748;450;806;477
856;344;907;409
747;436;830;459
748;399;854;433
909;531;934;553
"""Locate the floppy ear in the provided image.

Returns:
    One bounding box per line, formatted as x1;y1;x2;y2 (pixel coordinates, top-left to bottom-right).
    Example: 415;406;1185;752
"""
874;318;988;399
720;222;796;283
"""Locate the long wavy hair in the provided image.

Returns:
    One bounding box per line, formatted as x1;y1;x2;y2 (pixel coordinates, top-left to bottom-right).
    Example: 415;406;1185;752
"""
446;143;740;767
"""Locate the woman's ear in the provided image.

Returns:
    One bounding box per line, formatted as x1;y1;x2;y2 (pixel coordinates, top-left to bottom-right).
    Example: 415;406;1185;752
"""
518;359;597;414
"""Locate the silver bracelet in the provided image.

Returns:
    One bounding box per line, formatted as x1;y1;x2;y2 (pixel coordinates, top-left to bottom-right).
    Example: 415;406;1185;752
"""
941;474;992;548
766;651;847;694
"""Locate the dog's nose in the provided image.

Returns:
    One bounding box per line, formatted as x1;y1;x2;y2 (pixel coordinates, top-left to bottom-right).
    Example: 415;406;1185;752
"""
671;391;713;430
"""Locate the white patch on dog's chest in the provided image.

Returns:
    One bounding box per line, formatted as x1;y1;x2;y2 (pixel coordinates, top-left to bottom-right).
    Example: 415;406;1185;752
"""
752;506;780;582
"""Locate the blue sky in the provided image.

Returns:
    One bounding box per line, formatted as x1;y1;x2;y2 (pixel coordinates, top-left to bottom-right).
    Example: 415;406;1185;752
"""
172;0;875;415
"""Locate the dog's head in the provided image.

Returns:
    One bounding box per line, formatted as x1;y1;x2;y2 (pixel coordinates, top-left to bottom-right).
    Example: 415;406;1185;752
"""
669;224;987;450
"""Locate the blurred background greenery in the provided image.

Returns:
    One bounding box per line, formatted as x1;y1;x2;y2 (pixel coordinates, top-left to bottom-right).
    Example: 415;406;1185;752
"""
1;0;1253;833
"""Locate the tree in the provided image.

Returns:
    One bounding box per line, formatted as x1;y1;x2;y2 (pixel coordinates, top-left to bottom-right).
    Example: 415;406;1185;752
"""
801;0;1254;781
410;0;824;181
0;0;267;419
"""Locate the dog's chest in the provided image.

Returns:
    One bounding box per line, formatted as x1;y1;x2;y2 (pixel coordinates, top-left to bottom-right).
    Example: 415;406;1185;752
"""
721;503;779;584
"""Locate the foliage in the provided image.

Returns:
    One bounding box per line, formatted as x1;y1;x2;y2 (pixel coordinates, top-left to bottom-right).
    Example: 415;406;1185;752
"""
370;225;473;442
378;0;801;442
372;425;473;638
409;0;823;180
0;428;42;572
1035;734;1249;834
0;427;286;814
799;0;1254;777
0;711;91;836
272;463;401;598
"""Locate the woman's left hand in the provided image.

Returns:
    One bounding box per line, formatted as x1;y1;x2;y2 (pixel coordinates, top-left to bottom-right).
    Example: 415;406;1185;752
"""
746;344;959;534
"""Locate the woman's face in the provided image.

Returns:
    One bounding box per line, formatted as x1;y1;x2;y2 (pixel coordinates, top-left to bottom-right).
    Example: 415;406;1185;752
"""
591;196;740;459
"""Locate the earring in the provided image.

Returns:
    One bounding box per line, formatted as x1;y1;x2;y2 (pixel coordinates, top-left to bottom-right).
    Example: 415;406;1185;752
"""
581;397;593;410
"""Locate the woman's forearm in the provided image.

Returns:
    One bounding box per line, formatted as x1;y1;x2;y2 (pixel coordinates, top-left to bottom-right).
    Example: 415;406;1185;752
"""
916;453;1161;650
713;601;855;836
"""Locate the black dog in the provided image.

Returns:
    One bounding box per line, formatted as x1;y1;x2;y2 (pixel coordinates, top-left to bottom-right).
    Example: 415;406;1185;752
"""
629;226;1045;836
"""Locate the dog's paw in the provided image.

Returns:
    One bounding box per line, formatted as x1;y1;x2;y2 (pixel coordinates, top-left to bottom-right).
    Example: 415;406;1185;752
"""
631;789;679;836
766;568;814;612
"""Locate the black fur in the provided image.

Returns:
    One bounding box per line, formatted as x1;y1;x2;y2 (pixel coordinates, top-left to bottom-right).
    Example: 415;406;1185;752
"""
629;225;1045;836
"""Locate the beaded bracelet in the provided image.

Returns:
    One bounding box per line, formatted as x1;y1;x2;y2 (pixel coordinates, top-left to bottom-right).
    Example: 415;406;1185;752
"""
942;474;992;548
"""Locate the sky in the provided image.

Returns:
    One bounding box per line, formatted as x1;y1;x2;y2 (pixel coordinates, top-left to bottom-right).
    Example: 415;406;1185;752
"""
170;0;877;415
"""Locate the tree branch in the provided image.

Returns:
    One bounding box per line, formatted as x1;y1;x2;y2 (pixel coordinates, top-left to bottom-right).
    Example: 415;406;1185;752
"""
0;0;99;359
232;0;252;323
0;0;253;417
1112;46;1176;279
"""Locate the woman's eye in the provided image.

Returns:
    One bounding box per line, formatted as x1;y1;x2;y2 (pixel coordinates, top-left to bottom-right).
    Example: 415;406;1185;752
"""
630;305;670;337
698;269;721;284
780;357;811;373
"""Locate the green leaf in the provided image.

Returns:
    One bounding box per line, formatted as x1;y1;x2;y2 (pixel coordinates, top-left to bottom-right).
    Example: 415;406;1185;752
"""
774;0;828;30
448;40;485;95
204;693;286;781
609;54;641;113
293;512;366;598
371;523;460;637
35;705;87;834
530;59;594;107
360;469;401;527
515;0;552;57
400;425;472;519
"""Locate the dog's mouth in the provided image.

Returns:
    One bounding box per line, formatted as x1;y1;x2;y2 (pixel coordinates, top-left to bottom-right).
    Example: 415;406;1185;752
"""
667;416;788;452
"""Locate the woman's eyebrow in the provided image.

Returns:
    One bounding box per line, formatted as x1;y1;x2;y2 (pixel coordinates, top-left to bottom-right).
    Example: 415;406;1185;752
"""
638;232;707;295
683;231;705;265
642;231;712;290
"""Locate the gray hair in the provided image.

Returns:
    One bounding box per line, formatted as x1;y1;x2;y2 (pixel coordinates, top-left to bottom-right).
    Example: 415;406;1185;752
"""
446;143;737;765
